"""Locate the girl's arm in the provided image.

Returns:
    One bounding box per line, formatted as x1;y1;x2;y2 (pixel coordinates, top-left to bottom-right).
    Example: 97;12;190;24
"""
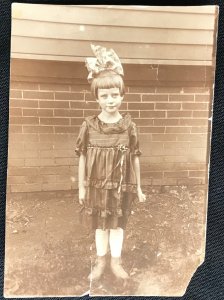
133;155;146;202
78;153;86;205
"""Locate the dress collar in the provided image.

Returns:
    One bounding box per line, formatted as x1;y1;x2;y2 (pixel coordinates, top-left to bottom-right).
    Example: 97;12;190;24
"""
85;113;132;134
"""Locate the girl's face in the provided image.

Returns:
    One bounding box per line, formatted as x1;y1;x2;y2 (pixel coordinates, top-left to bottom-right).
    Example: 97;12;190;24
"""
96;87;123;114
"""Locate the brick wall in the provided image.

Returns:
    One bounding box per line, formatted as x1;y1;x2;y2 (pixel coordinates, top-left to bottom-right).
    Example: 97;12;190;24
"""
7;59;213;193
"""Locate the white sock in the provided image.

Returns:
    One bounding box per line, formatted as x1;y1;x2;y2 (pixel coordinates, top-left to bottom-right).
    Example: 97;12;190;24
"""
109;228;124;258
95;229;109;256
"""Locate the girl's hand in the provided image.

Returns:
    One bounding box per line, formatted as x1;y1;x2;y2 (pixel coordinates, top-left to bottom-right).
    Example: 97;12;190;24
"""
137;187;146;203
79;186;86;205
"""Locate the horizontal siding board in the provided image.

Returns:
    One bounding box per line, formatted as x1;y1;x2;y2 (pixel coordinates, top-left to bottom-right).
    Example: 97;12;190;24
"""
12;19;214;45
10;54;213;66
12;4;216;30
11;37;213;61
77;5;217;14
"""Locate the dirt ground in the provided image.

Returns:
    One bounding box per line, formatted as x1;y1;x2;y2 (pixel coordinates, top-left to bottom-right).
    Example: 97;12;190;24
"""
4;185;207;297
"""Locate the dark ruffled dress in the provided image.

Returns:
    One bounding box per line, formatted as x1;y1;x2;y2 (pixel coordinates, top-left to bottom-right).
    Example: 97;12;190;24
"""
75;113;141;230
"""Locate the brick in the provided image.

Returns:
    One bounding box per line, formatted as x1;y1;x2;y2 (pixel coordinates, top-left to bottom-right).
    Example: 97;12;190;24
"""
180;119;208;126
39;166;71;175
9;149;39;159
39;100;69;108
26;175;43;184
140;127;165;133
85;93;95;101
40;150;54;158
9;133;39;143
7;167;39;176
23;108;53;117
39;134;55;143
154;119;179;126
156;87;182;93
177;178;205;185
183;87;210;93
39;83;70;91
163;156;188;163
176;134;207;142
10;99;38;108
71;84;89;92
71;118;85;126
142;171;163;179
10;117;39;125
55;92;84;101
10;108;22;116
152;134;176;142
7;176;26;184
10;82;39;90
70;101;98;109
55;126;77;133
42;175;57;183
128;103;154;110
23;91;54;99
167;111;192;118
7;159;25;167
10;90;22;98
140;111;165;118
187;148;207;162
55;158;75;166
164;171;188;178
23;125;53;133
40;117;69;126
155;103;181;110
8;142;23;151
54;150;74;158
9;125;22;133
42;183;71;191
169;95;194;102
164;147;189;156
56;175;73;183
40;158;55;166
125;94;141;102
189;140;208;148
83;110;100;117
25;158;42;167
189;170;206;177
24;142;52;150
182;103;208;110
121;109;139;118
166;127;191;133
142;95;168;102
133;119;153;126
150;142;164;155
163;142;188;149
195;95;211;102
54;109;83;117
11;183;42;193
128;87;155;93
191;127;209;133
193;111;210;118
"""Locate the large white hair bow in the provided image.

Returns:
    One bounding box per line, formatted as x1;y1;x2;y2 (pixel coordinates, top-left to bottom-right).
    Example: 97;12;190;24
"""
85;44;124;83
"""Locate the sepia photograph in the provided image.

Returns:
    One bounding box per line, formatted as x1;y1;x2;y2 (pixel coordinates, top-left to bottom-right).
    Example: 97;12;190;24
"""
4;4;218;297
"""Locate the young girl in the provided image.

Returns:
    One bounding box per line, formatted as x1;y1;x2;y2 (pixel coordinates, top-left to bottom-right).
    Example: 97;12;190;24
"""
75;44;146;281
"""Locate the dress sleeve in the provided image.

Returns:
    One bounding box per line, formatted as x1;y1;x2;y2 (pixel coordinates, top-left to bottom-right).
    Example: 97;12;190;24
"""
75;121;88;156
129;122;142;156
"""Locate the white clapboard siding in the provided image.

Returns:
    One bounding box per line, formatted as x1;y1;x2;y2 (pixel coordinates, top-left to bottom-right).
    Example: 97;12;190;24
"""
12;37;213;60
12;4;216;30
11;4;218;65
12;19;214;45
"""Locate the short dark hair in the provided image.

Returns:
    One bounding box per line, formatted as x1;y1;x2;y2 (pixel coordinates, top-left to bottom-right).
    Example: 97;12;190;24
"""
91;70;125;99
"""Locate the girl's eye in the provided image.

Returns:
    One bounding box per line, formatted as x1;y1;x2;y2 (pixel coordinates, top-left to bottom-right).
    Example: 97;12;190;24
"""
112;94;119;98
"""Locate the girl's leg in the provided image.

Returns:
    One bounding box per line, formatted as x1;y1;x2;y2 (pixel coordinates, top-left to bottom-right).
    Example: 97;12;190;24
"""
89;229;109;281
109;228;129;279
95;228;109;256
